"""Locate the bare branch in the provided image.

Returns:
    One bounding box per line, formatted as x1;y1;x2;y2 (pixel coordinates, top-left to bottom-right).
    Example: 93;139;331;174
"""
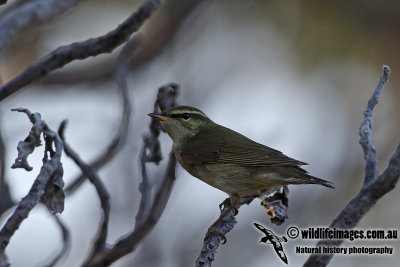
195;198;254;267
304;65;399;267
58;121;111;263
40;0;207;86
359;65;390;186
0;0;82;52
82;83;179;267
0;117;6;185
0;0;164;101
135;144;153;227
195;186;289;265
135;83;179;226
0;109;64;266
0;121;14;217
65;37;140;195
43;213;70;267
83;151;177;267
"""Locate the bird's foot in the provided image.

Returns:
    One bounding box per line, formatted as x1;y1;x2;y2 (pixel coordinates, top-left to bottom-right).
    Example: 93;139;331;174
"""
204;228;227;244
219;197;239;215
218;197;231;210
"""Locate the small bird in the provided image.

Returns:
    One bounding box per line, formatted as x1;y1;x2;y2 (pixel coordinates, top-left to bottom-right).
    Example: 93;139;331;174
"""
148;106;333;240
254;222;288;264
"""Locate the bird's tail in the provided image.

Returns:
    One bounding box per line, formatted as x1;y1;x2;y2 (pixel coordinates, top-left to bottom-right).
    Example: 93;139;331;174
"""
291;166;334;188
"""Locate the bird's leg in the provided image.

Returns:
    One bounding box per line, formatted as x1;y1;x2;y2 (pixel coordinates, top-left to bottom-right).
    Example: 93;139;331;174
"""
204;207;233;244
228;193;240;215
218;197;231;210
204;193;241;244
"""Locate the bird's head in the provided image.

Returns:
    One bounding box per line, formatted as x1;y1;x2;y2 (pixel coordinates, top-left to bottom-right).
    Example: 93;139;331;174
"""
148;106;212;142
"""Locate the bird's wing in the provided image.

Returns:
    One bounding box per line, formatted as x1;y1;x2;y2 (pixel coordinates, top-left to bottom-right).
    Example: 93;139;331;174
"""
180;125;307;167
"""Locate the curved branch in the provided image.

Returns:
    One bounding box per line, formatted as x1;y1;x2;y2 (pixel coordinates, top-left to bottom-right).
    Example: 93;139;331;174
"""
82;83;179;267
359;65;390;186
303;65;398;267
43;214;70;267
0;121;14;217
0;0;83;52
65;37;139;195
40;0;208;86
58;121;111;262
83;151;176;267
0;0;164;101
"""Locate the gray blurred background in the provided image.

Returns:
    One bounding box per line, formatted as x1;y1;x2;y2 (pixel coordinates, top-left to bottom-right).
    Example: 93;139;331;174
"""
0;0;399;266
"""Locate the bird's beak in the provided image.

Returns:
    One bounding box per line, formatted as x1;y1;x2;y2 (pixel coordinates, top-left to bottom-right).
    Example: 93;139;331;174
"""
148;112;171;121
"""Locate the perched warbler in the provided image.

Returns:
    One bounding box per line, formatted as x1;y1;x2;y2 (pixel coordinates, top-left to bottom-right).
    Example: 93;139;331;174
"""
148;106;333;240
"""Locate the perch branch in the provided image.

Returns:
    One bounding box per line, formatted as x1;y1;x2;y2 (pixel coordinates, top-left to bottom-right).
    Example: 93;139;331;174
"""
304;65;398;267
0;0;82;52
0;0;164;101
65;37;139;195
195;186;289;266
82;83;179;267
0;108;64;266
195;198;254;267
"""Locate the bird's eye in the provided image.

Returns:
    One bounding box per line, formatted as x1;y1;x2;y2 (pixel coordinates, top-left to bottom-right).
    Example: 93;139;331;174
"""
182;113;191;120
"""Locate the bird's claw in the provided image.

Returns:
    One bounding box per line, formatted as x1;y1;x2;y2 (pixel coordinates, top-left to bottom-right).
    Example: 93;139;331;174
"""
219;198;231;210
232;207;239;216
204;228;227;244
218;198;239;216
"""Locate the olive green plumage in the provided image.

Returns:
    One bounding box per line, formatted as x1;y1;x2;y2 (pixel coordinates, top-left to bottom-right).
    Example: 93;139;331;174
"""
149;106;333;199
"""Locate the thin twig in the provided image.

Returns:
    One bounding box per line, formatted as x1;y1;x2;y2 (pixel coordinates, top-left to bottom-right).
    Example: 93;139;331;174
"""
58;121;111;264
0;108;64;266
135;83;179;226
83;151;177;267
0;120;14;217
0;0;164;101
65;37;140;195
359;65;390;186
0;0;82;52
0;118;6;184
40;0;207;86
43;213;70;267
304;65;399;267
82;83;179;267
135;144;153;227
